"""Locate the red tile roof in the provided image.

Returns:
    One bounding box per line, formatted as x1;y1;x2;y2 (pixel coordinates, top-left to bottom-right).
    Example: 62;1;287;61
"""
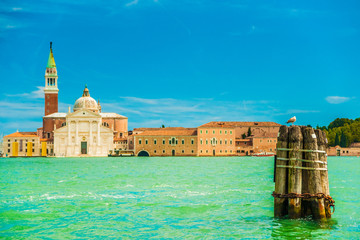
4;132;38;138
198;121;281;128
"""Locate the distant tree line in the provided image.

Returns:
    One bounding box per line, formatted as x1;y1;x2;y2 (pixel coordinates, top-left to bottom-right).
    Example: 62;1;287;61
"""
316;118;360;147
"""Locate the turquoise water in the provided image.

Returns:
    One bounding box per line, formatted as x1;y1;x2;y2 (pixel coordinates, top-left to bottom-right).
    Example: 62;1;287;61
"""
0;157;359;239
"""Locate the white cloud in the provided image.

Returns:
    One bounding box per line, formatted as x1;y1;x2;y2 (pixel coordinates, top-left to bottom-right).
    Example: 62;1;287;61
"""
121;96;159;105
6;86;44;99
125;0;139;7
325;96;352;104
12;7;22;11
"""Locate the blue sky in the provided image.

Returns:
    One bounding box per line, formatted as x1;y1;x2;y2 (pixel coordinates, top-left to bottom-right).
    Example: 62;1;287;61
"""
0;0;359;135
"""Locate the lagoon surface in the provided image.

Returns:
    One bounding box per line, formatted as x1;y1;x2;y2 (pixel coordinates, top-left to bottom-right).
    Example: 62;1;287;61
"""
0;157;359;239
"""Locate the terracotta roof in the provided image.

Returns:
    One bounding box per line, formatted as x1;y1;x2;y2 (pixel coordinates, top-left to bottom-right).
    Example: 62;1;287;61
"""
4;132;38;138
235;138;252;142
134;127;188;131
198;121;281;128
136;128;197;136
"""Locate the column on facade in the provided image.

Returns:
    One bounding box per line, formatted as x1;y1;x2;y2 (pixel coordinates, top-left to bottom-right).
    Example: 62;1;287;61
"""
75;120;79;145
67;121;71;144
97;121;101;146
89;120;93;145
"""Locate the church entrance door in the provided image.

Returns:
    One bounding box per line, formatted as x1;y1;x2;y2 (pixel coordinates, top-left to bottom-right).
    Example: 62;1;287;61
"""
81;142;87;154
172;150;175;156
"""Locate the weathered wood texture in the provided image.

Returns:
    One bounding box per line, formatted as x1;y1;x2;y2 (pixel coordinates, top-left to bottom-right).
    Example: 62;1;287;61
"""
288;126;303;218
316;129;331;219
274;126;332;220
274;125;289;217
302;127;326;220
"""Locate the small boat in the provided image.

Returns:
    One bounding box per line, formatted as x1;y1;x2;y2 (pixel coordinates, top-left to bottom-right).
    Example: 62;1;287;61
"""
253;152;275;157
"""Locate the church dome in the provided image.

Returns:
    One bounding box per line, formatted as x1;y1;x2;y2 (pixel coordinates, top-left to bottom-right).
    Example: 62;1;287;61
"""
73;85;99;112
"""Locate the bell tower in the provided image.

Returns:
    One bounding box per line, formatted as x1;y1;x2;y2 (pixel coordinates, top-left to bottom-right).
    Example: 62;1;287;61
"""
44;42;59;115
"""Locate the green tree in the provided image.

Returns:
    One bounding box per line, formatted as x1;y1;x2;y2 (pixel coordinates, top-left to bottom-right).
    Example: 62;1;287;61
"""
340;131;347;147
242;133;247;139
247;127;252;137
161;124;165;128
334;132;340;146
328;118;353;129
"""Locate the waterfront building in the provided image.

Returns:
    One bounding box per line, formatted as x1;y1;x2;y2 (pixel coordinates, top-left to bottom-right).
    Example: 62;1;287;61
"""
198;121;280;156
197;123;236;156
328;145;360;156
133;127;197;156
3;132;40;157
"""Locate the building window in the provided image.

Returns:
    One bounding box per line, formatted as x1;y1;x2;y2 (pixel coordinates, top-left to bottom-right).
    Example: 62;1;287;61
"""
230;150;232;153
47;133;50;138
163;139;165;144
225;150;227;153
206;130;208;134
200;139;203;144
182;139;185;144
200;150;203;153
270;149;272;151
206;140;208;145
191;139;194;145
8;139;10;142
220;140;222;144
225;140;227;144
260;140;262;143
206;150;208;153
154;139;157;145
139;139;142;145
225;131;227;134
32;149;34;152
213;130;215;134
182;150;184;153
220;130;222;134
163;150;165;153
154;150;157;153
191;150;194;153
230;131;232;134
200;130;202;134
8;149;10;153
220;150;222;153
145;140;148;145
230;140;232;145
8;144;10;147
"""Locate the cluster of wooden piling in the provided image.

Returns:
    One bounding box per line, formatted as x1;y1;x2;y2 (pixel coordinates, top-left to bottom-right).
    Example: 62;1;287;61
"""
273;125;335;220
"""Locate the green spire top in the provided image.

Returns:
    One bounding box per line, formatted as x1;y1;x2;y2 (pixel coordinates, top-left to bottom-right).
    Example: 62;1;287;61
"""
85;84;87;88
46;42;56;68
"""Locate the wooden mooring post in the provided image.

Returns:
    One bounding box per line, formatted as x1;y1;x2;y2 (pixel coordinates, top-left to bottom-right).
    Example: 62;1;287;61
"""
273;126;335;220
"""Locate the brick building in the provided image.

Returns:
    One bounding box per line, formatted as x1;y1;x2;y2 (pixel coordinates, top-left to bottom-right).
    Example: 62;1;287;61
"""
133;128;197;156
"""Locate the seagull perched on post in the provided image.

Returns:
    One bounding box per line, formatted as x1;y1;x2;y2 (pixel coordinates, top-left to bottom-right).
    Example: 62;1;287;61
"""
286;116;296;125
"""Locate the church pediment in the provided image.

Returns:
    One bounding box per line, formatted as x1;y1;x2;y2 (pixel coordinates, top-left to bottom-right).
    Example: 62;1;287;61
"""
67;108;101;119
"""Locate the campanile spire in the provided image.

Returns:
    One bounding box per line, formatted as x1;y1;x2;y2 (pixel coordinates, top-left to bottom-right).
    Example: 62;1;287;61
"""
44;41;59;116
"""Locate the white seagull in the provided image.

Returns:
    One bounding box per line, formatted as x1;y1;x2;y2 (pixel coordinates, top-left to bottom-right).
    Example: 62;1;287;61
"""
287;116;296;125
